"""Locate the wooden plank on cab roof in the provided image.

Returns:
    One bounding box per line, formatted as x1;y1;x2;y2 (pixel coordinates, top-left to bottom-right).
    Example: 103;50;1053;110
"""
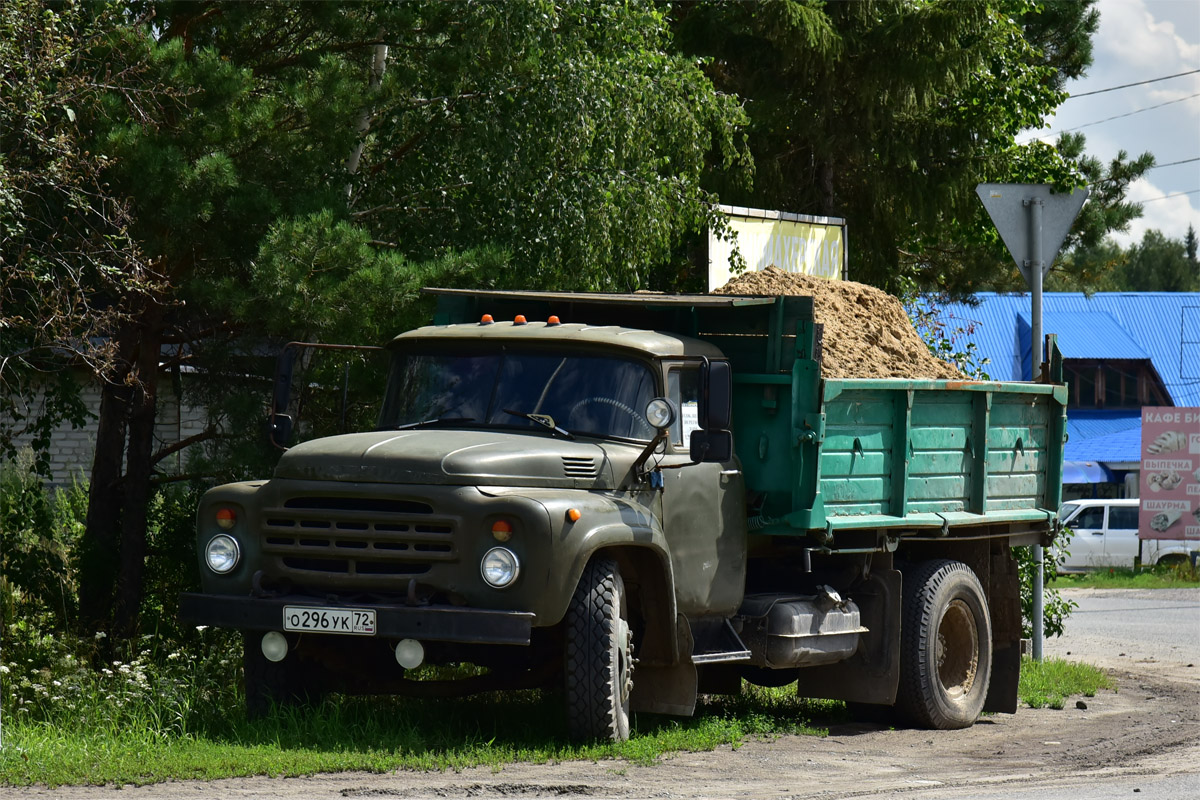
421;288;779;307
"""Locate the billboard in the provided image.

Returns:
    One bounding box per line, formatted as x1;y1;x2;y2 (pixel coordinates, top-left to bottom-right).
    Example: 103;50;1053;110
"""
1138;406;1200;541
707;205;847;291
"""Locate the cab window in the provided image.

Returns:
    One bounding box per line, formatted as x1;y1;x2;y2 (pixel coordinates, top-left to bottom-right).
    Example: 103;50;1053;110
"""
1108;506;1137;530
1070;506;1105;530
666;365;702;447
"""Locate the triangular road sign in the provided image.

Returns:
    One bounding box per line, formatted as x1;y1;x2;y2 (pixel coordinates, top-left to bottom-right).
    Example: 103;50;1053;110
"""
975;183;1089;281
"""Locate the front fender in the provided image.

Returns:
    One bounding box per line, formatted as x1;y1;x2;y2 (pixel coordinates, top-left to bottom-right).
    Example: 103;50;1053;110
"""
481;487;681;663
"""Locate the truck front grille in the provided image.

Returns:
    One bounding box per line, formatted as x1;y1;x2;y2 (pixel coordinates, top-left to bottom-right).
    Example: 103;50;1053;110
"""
261;495;456;578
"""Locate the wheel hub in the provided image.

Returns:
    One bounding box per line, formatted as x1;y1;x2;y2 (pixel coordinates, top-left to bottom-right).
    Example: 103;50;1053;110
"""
935;598;979;699
617;616;634;703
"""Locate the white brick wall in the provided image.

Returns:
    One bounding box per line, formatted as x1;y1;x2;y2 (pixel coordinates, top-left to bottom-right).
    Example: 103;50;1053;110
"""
7;373;210;487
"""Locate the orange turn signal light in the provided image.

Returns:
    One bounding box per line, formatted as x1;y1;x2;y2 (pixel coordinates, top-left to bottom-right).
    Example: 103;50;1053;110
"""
491;519;514;542
215;507;237;530
480;314;494;325
566;508;582;523
514;314;527;325
547;315;561;326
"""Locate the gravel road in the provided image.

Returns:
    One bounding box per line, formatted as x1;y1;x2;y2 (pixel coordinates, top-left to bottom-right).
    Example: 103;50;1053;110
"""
4;588;1197;800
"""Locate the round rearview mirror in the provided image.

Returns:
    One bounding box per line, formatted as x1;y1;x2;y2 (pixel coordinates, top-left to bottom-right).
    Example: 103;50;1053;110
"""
645;397;676;431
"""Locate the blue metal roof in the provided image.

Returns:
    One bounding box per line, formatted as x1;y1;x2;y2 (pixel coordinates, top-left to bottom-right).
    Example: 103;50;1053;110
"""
926;292;1200;407
1064;409;1143;463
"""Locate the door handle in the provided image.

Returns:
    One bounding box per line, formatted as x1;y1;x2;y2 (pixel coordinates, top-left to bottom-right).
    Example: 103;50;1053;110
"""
720;469;741;477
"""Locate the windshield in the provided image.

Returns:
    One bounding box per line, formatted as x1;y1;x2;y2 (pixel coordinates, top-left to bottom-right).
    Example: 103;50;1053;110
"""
379;347;659;441
1057;503;1080;522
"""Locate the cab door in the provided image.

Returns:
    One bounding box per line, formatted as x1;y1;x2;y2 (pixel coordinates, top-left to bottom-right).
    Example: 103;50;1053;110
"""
1063;504;1107;568
657;363;746;618
1102;505;1140;567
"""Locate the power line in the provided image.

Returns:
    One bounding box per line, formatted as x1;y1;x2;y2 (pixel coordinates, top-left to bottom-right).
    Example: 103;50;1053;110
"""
1148;158;1200;171
1065;69;1200;99
1022;92;1200;143
1130;189;1200;204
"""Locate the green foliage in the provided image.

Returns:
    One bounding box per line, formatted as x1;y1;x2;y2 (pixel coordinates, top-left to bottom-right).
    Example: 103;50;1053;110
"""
1058;563;1200;589
0;636;830;787
1117;229;1200;291
1018;656;1112;710
1016;546;1077;639
676;0;1105;293
0;0;139;467
906;291;993;379
0;456;86;631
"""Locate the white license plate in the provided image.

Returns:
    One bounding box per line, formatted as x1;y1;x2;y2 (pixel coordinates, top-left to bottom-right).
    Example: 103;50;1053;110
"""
282;605;376;635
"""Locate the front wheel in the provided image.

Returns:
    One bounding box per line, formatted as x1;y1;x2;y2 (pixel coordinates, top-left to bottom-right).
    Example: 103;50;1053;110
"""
896;559;992;729
565;557;635;741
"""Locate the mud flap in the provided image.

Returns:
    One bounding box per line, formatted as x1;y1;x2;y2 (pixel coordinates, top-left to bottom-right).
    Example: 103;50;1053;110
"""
630;614;698;716
983;544;1021;713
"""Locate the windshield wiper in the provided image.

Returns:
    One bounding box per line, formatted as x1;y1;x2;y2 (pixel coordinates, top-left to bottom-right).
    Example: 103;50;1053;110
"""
501;409;575;440
391;416;476;431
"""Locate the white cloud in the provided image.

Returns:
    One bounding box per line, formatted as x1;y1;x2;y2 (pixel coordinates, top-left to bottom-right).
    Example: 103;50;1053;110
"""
1095;0;1198;72
1112;177;1200;247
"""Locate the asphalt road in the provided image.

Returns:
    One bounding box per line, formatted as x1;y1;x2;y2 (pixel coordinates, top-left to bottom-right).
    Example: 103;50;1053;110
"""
1044;587;1200;668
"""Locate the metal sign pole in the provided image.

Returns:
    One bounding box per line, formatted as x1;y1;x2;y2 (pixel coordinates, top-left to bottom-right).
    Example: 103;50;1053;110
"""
976;183;1088;664
1026;197;1046;661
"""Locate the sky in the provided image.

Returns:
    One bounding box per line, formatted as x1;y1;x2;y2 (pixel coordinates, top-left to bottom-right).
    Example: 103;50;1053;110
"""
1026;0;1200;249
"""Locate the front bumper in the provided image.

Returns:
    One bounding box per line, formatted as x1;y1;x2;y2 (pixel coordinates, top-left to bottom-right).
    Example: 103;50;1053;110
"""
178;592;534;645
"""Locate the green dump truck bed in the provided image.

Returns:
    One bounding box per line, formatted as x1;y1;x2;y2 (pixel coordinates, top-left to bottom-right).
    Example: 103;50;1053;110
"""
427;289;1068;538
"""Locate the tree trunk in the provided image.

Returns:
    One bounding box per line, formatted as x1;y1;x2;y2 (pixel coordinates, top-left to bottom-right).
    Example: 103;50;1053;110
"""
77;328;138;632
114;307;164;637
817;161;835;216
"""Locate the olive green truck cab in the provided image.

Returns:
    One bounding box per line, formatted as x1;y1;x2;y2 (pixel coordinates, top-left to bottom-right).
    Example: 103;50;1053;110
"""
180;289;1067;740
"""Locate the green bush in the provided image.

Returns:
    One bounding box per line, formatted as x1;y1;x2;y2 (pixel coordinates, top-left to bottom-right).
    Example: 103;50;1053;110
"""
1;453;85;632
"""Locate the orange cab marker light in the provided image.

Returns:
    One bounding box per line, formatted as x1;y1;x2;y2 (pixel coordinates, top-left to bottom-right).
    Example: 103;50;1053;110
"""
491;520;514;542
566;508;582;523
514;314;527;325
480;314;494;325
547;315;561;326
215;508;237;530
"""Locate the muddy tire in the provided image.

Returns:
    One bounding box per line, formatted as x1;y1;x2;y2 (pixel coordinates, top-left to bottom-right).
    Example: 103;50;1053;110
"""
896;559;992;730
242;632;323;719
565;557;634;741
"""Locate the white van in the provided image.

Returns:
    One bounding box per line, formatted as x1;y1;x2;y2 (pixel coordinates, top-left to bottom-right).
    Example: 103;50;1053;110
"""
1055;498;1197;572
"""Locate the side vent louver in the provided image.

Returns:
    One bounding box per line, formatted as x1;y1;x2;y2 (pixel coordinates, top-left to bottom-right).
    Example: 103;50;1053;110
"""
561;456;598;479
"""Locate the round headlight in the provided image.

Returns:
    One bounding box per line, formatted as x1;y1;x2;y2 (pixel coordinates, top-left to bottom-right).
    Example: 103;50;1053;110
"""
205;534;241;574
481;547;520;588
645;397;676;430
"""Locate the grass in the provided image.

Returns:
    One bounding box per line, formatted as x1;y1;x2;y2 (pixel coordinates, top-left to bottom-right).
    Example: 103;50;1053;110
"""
0;684;833;787
1056;561;1200;590
1018;656;1114;710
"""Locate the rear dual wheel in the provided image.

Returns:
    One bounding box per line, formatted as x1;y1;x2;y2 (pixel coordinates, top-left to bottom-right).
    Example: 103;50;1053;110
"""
895;559;993;730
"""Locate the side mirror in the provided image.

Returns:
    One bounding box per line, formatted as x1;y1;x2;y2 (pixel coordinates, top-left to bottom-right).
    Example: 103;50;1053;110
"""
269;413;293;448
700;359;732;430
690;429;732;463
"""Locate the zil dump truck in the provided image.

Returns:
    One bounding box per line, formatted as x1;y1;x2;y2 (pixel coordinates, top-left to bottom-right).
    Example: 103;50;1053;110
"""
180;290;1067;740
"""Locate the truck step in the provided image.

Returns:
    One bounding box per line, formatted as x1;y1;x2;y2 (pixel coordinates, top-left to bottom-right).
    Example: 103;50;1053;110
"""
690;618;752;665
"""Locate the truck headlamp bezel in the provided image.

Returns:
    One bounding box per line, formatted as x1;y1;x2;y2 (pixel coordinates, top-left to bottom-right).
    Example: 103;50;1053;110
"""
480;547;520;588
205;533;241;574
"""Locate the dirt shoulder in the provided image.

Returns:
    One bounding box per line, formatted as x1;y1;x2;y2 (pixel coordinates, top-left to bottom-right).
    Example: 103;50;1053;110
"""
6;588;1198;799
6;664;1197;800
